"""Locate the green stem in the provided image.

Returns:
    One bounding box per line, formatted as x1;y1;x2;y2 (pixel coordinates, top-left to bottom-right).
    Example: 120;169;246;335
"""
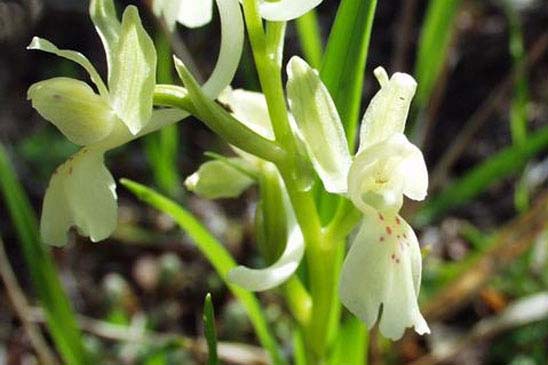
153;84;285;163
296;10;323;68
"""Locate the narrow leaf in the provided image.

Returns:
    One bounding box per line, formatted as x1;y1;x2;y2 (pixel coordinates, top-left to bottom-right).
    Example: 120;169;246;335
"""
203;294;218;365
320;0;377;149
0;144;91;365
414;125;548;226
121;178;284;364
414;0;462;109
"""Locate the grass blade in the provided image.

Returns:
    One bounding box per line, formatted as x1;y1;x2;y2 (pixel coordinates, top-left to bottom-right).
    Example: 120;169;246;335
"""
203;293;218;365
0;143;91;365
295;10;323;69
414;0;462;110
120;178;283;364
329;316;368;365
320;0;377;149
414;125;548;226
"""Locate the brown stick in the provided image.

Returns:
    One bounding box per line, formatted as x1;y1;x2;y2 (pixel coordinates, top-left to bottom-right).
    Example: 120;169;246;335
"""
422;191;548;321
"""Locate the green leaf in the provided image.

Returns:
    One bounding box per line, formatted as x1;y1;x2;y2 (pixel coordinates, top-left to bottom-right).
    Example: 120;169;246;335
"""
320;0;377;149
109;5;156;135
27;37;108;97
295;10;323;69
329;316;368;365
414;0;462;109
414;125;548;226
89;0;121;80
203;294;218;365
0;143;91;365
121;178;284;365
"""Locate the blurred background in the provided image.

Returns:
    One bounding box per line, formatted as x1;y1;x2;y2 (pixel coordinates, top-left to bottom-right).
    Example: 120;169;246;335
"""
0;0;547;364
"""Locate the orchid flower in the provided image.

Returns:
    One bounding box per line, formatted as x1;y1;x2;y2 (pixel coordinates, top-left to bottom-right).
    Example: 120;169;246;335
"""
154;0;324;30
184;87;305;291
286;56;430;339
28;0;244;246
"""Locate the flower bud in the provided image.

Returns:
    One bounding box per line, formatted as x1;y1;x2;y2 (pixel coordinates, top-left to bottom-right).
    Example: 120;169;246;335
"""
28;77;116;146
184;159;255;199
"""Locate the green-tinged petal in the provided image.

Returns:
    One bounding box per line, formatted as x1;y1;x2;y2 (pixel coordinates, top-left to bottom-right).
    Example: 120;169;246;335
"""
259;0;323;21
89;0;121;80
27;37;108;97
177;0;213;28
358;67;417;151
228;223;304;291
109;6;156;135
219;88;274;140
28;77;116;146
201;0;244;98
339;208;430;340
185;159;255;199
40;149;117;246
228;180;304;291
348;133;428;213
286;56;351;193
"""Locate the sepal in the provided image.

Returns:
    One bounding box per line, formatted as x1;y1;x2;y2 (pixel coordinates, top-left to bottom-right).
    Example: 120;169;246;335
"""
28;77;116;146
109;6;157;135
286;56;351;193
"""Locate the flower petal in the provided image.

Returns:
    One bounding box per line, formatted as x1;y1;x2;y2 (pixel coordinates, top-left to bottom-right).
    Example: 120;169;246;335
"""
40;149;117;246
286;56;351;193
259;0;323;21
228;184;304;291
89;0;121;80
358;67;417;151
185;159;255;199
27;37;109;98
177;0;214;28
348;133;427;213
201;0;244;99
339;208;430;340
28;77;116;146
228;224;304;291
219;88;274;140
109;6;156;135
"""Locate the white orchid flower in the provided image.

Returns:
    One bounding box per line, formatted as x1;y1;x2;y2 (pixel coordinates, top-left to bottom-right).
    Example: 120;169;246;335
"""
154;0;323;30
185;87;305;291
286;56;430;339
29;0;244;246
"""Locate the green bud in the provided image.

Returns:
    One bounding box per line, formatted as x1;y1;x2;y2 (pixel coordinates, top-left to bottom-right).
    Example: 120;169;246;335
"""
185;159;255;199
28;77;116;146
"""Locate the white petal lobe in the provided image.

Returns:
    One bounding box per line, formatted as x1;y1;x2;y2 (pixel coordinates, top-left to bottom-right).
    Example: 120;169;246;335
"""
259;0;323;21
177;0;214;28
339;208;430;340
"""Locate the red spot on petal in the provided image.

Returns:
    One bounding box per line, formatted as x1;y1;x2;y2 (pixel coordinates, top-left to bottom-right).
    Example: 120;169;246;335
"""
378;213;384;221
380;236;385;242
68;167;73;175
403;233;408;239
396;258;400;263
386;226;392;235
396;217;401;225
